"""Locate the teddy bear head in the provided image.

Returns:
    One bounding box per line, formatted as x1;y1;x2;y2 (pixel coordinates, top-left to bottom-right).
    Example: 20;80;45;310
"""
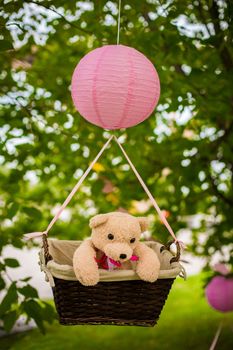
89;212;148;263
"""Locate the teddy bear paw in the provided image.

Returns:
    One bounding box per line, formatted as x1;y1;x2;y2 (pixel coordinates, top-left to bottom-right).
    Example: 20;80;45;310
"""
75;267;100;286
136;264;159;283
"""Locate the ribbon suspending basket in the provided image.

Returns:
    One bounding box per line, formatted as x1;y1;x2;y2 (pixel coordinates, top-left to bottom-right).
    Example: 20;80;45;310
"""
26;135;186;327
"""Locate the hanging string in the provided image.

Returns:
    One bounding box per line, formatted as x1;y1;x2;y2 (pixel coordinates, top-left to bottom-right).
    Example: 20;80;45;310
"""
209;322;223;350
24;134;185;253
24;135;114;240
113;136;185;250
116;0;122;44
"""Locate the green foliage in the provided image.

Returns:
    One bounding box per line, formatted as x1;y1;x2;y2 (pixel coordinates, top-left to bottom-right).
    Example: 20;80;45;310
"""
22;300;46;333
18;285;39;298
2;310;18;332
0;277;56;333
0;283;18;317
4;258;20;268
0;0;232;332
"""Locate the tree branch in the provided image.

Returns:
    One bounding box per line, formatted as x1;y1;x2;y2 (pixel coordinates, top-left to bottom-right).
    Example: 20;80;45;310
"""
209;0;233;71
207;171;233;206
28;1;92;35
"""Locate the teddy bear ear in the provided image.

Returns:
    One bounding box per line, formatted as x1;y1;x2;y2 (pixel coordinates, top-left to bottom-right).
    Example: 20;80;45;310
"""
89;214;109;228
138;217;149;232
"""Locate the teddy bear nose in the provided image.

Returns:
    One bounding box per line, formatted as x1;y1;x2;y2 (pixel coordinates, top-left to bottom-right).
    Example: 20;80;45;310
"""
120;254;127;259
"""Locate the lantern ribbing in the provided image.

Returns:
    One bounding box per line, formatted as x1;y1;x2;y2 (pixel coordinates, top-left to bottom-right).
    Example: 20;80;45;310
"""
71;45;160;129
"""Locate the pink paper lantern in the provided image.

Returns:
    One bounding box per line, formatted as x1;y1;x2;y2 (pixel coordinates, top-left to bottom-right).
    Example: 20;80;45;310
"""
205;276;233;313
71;45;160;129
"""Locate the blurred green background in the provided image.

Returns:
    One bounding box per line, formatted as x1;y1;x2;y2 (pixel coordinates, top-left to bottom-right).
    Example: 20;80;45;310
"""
0;0;232;348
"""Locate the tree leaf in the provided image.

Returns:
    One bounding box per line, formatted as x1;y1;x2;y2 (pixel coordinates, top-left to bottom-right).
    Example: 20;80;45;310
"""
20;277;32;282
7;202;19;219
4;258;20;268
0;282;18;316
19;285;38;299
23;207;42;219
0;276;6;291
22;300;45;334
41;302;57;324
3;310;18;332
0;40;13;51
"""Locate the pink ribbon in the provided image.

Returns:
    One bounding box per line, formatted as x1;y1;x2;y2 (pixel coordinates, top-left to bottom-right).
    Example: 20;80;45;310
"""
109;255;139;266
95;253;139;270
108;257;122;268
24;231;48;240
130;255;139;261
113;136;186;251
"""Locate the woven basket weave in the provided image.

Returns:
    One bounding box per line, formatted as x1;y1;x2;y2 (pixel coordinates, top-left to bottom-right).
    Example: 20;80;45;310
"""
41;235;182;327
53;278;174;326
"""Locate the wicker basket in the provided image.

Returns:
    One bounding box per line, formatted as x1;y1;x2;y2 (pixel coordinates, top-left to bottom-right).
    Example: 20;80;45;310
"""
53;277;174;326
40;235;184;327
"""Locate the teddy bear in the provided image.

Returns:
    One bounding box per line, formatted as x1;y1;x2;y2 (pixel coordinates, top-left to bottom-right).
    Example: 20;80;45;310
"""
73;211;160;286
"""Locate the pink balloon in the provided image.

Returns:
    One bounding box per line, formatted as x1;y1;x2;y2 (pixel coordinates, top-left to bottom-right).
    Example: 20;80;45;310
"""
71;45;160;129
205;276;233;313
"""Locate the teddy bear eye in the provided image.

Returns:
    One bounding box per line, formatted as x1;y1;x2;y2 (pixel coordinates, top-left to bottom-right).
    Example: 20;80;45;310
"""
130;238;136;244
108;233;114;240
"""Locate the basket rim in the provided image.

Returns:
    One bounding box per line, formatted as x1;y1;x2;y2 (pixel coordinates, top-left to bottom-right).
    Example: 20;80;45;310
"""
47;259;182;281
39;239;185;285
